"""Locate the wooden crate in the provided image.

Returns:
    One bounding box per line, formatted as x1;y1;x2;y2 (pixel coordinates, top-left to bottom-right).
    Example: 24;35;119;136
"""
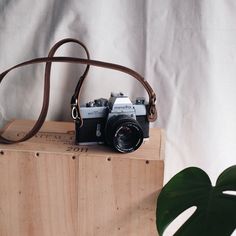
0;120;164;236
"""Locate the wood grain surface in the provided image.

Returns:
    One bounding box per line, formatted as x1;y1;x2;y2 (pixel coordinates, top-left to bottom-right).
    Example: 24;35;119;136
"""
0;120;164;236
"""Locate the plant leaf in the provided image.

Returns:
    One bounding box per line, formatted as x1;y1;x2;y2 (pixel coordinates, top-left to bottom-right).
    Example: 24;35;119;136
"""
156;166;236;236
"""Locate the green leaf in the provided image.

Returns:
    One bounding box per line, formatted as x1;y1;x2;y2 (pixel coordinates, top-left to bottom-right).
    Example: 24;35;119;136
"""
156;166;236;236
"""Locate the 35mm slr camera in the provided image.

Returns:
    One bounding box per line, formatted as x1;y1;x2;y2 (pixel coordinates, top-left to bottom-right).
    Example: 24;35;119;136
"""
75;92;149;153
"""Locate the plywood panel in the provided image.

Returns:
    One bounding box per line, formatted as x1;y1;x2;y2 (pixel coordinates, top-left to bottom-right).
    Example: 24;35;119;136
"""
0;120;164;160
0;151;78;236
77;155;163;236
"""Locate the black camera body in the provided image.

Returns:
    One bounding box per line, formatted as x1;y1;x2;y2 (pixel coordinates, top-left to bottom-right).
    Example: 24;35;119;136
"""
75;92;150;153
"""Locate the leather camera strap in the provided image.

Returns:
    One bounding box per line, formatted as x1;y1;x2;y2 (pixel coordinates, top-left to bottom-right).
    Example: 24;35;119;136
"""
0;38;157;144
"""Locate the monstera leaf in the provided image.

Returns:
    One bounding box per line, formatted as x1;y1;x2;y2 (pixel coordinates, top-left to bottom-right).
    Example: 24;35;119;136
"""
156;166;236;236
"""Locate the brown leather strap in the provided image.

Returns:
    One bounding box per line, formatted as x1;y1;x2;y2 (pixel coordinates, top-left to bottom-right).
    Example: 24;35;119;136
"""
0;39;157;144
0;38;90;144
46;38;90;128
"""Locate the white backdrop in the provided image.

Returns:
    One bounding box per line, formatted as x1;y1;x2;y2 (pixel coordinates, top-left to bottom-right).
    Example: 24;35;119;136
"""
1;0;236;234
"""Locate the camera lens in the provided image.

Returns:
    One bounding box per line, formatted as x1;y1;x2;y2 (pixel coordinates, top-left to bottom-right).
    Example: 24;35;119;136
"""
105;115;144;153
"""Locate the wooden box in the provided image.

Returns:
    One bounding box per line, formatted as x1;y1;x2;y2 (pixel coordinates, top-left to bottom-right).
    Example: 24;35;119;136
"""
0;120;164;236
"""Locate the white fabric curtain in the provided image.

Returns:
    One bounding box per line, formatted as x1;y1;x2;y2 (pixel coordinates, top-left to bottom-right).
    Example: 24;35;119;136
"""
1;0;236;234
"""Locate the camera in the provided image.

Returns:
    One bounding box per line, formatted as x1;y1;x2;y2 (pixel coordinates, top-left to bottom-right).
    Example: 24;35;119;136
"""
75;92;150;153
0;38;157;146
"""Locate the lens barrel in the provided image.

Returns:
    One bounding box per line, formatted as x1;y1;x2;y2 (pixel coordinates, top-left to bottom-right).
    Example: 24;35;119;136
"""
105;115;144;153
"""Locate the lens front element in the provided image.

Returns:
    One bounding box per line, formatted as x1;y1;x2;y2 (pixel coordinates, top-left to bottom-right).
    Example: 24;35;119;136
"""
105;115;144;153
